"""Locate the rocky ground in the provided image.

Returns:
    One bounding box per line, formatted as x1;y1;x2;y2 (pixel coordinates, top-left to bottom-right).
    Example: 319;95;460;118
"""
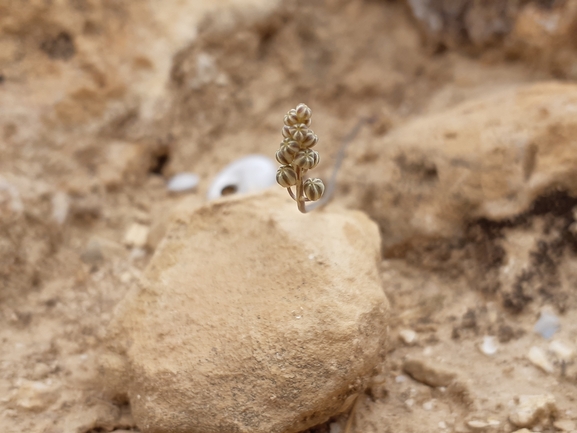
1;0;577;432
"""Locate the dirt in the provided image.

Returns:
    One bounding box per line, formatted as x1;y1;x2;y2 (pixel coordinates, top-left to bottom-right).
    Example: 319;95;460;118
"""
1;0;576;432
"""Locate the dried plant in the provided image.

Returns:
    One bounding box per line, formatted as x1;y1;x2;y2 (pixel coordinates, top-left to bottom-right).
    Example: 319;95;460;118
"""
275;103;325;213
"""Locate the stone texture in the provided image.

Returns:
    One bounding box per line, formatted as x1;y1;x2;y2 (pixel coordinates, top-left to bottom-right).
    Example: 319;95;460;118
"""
344;82;577;253
102;190;390;433
509;394;558;428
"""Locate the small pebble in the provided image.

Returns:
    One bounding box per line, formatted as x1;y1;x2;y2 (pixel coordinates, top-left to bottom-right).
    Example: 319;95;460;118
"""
423;400;435;410
479;336;498;356
395;375;407;383
51;191;69;224
527;346;554;373
467;420;490;430
403;356;456;387
533;310;560;340
439;421;447;429
399;329;417;345
167;172;199;193
509;394;557;427
549;340;575;362
123;223;149;248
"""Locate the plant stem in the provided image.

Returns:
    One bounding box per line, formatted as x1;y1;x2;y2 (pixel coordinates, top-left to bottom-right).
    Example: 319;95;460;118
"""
295;166;306;213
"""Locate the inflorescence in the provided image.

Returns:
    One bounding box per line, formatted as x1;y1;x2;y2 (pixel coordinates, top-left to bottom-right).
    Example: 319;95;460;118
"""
275;103;325;213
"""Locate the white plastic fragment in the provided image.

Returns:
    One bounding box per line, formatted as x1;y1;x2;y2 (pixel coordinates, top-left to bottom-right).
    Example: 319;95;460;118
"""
527;346;554;373
167;172;199;192
207;155;277;200
479;336;498;356
533;310;560;339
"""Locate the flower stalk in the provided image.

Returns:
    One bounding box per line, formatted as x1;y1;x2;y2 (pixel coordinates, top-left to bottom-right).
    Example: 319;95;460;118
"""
275;103;325;213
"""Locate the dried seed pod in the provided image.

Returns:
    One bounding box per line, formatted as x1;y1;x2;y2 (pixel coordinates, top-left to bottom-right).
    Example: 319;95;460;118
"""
276;165;298;188
284;109;299;126
295;103;312;122
288;123;309;142
303;178;325;201
293;149;319;170
280;139;300;156
301;131;318;148
276;148;294;165
282;125;292;139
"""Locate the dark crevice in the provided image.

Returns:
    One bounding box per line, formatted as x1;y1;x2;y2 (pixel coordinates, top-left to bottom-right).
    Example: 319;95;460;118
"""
149;153;170;175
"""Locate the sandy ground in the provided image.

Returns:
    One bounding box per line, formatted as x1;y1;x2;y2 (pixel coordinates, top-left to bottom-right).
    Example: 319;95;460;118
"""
1;0;577;432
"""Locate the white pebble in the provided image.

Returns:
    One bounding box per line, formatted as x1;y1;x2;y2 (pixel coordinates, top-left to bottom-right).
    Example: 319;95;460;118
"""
422;400;434;410
480;336;498;356
123;223;149;248
533;310;560;340
438;421;447;429
207;155;276;200
51;191;69;224
549;340;575;362
167;173;199;192
527;346;554;373
467;420;489;430
395;375;407;383
399;329;417;345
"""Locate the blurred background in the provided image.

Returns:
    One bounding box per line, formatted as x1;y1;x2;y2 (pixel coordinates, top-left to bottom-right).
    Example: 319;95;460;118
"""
1;1;577;432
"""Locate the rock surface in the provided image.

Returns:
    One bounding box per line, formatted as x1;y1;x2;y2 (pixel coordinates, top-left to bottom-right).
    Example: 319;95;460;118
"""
509;394;557;428
102;190;390;433
345;82;577;252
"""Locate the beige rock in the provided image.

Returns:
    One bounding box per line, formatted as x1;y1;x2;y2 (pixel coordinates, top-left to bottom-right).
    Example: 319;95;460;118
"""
527;346;554;374
102;190;390;433
509;394;557;428
403;356;456;387
344;82;577;253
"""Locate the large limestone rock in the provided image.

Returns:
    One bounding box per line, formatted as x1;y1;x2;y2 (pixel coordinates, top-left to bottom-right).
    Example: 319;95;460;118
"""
344;82;577;252
102;190;390;433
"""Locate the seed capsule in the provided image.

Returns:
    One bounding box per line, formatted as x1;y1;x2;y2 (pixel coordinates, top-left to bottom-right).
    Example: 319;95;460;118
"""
284;109;299;126
276;148;294;165
276;165;298;188
280;139;300;155
282;125;292;139
304;178;325;201
293;149;319;170
295;103;312;122
288;123;308;142
301;131;318;148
